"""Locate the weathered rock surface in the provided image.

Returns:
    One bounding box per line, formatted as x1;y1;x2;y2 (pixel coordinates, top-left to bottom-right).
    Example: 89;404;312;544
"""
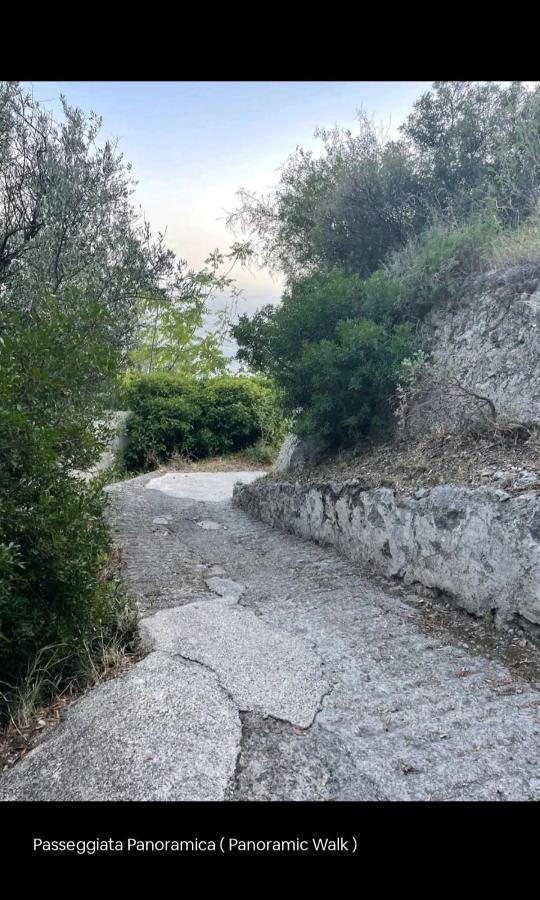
204;576;246;603
234;480;540;629
0;651;241;801
140;601;328;728
407;263;540;435
272;433;325;474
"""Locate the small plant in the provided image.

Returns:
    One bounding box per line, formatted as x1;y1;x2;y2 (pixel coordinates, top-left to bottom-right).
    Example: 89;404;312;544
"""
101;449;135;485
243;439;280;466
489;206;540;268
4;645;69;729
394;351;434;432
0;293;137;723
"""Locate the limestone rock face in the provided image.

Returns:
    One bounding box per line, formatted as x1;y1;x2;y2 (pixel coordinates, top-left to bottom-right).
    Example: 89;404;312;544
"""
406;263;540;436
234;479;540;630
272;433;325;474
106;410;131;454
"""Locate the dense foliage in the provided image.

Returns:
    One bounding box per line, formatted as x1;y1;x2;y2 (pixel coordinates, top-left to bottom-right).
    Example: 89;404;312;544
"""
0;82;250;366
122;373;286;470
232;270;412;445
0;81;161;711
0;82;187;714
230;82;540;448
0;84;182;349
229;83;540;281
0;293;132;700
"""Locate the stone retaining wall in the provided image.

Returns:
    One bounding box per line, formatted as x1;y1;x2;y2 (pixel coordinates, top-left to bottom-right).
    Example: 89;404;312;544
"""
233;479;540;631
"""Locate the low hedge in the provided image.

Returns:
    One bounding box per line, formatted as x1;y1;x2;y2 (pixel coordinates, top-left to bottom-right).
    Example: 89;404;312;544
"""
121;373;285;470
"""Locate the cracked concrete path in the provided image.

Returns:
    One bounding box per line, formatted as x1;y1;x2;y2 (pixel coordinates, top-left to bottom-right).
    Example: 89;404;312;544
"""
1;471;539;801
141;602;328;728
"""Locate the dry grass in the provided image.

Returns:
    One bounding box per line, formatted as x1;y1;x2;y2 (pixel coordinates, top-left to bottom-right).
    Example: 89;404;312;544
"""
489;211;540;268
274;422;540;496
0;694;71;771
159;451;272;474
0;545;141;773
0;636;142;774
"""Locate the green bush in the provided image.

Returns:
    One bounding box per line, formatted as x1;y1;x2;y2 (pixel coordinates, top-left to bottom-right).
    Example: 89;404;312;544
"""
231;83;540;284
242;439;280;466
290;319;413;447
122;373;285;470
232;269;413;448
0;430;121;688
232;213;535;450
0;296;133;716
230;83;540;451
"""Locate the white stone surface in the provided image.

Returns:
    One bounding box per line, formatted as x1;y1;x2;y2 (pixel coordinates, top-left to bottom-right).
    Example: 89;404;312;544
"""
4;470;539;801
205;576;246;604
145;471;265;502
0;652;241;801
272;433;324;474
140;601;328;728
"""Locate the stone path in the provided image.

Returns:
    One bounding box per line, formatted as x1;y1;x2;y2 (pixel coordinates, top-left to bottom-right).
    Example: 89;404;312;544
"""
1;471;539;800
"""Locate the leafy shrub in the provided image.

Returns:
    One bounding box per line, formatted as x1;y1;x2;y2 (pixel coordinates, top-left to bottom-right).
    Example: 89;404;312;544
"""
122;373;285;470
359;269;402;324
230;83;540;451
242;439;280;466
289;319;413;447
231;83;540;284
1;293;121;471
123;378;199;469
0;296;134;716
0;436;123;689
232;269;414;448
231;268;385;381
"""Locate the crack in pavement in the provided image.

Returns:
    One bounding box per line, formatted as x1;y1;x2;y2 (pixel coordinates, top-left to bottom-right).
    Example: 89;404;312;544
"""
139;599;329;729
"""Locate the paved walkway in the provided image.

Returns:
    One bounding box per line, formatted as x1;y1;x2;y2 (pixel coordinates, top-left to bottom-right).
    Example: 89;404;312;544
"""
1;471;539;800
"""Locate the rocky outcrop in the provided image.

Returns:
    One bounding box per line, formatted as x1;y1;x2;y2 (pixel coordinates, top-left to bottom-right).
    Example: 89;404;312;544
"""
272;433;325;474
234;479;540;632
406;263;540;436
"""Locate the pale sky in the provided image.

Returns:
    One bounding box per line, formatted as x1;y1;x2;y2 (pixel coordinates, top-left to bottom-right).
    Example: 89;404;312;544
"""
29;81;433;317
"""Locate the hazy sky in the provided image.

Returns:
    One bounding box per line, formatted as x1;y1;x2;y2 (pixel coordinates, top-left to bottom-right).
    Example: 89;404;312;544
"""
29;81;433;315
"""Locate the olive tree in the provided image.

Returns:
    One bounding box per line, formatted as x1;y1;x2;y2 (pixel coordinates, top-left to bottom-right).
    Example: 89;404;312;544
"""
0;82;185;349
